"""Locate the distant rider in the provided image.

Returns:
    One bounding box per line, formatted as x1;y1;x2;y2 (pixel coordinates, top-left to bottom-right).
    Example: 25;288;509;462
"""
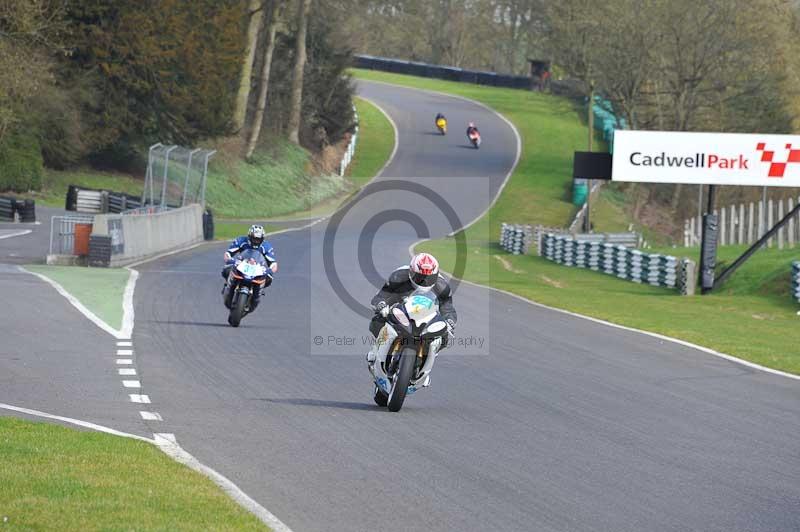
435;112;447;126
367;253;456;363
466;121;480;139
222;224;278;310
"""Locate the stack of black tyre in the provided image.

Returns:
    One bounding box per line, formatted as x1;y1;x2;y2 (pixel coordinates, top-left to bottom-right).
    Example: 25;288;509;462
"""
16;199;36;222
0;197;14;221
0;197;35;222
203;209;214;240
88;235;112;267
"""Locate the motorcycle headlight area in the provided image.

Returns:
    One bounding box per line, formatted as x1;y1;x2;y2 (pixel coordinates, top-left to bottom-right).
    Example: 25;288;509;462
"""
392;307;410;327
425;321;446;334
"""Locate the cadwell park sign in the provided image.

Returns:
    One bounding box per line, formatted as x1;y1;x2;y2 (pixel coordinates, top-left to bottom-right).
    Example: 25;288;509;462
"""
612;130;800;187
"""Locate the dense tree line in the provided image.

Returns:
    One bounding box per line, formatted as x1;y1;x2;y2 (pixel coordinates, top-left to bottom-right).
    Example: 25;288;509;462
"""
0;0;355;190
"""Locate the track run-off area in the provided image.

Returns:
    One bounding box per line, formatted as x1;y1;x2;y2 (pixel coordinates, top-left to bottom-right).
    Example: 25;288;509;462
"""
2;80;799;532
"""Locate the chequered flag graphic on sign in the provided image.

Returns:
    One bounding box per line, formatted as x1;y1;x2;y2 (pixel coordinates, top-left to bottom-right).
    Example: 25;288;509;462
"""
756;142;800;177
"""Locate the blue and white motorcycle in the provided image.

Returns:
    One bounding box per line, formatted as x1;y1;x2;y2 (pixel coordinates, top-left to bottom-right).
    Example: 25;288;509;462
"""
223;249;270;327
367;288;449;412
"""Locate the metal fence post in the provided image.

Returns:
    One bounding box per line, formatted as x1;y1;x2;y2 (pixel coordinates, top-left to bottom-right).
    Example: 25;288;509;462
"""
160;145;178;208
181;148;201;206
200;150;216;206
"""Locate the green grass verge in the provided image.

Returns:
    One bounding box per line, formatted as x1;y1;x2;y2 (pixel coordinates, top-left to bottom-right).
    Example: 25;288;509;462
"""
0;417;268;530
347;96;395;187
350;70;800;374
25;265;129;331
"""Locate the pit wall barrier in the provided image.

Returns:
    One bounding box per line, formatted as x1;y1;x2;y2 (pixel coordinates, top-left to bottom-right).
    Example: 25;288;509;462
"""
90;204;203;267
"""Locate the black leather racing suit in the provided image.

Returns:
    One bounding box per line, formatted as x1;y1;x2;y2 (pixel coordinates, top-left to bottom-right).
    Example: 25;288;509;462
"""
369;266;457;340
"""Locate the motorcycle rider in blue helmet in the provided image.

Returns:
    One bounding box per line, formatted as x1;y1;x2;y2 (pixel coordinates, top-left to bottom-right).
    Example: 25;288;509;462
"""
221;224;277;310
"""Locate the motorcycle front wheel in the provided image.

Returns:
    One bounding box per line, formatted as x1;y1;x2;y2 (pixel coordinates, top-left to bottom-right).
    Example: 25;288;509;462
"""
387;347;416;412
228;291;248;327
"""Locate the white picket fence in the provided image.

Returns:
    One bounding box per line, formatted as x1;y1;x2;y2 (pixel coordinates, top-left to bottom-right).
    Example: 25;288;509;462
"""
338;105;359;176
683;196;800;248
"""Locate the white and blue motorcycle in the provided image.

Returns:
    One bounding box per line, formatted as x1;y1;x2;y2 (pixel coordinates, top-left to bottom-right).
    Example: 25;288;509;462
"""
367;289;449;412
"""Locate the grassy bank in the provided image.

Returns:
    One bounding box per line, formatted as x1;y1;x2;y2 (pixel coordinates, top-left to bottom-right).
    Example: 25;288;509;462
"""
0;417;268;530
21;95;395;222
25;265;130;330
351;69;800;374
347;96;395;186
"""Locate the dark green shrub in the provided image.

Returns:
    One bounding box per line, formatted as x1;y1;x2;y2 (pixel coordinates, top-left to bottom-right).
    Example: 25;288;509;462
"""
0;133;44;192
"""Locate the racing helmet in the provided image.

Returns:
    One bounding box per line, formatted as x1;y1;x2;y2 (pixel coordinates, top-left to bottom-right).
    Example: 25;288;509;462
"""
468;122;475;128
409;253;439;291
248;224;265;247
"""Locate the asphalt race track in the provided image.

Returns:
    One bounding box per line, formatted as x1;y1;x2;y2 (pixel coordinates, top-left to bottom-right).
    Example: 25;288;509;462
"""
3;81;800;532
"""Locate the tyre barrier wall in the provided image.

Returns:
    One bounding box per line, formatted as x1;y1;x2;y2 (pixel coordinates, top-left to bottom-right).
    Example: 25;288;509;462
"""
90;204;204;267
354;54;533;90
0;196;36;222
500;224;533;255
66;185;143;214
792;261;800;304
540;233;696;295
527;225;641;255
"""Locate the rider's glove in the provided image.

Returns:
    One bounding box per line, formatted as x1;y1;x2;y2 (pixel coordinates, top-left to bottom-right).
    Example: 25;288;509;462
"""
374;301;390;318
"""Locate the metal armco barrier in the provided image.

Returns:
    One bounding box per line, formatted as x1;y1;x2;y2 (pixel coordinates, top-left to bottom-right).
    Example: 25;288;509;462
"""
500;224;533;254
76;189;105;213
540;233;696;295
0;197;15;221
67;185;144;214
49;215;95;255
792;262;800;304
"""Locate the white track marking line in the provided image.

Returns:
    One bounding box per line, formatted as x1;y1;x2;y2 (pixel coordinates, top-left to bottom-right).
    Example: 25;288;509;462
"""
118;368;137;376
122;380;140;388
117;349;133;356
139;411;162;421
129;394;151;404
0;403;152;443
153;433;294;532
117;340;132;347
0;404;292;532
120;268;137;338
0;229;32;240
117;359;133;365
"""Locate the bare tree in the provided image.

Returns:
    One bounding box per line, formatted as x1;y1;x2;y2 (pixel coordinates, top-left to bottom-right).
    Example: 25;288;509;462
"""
233;0;265;134
245;1;281;159
287;0;312;145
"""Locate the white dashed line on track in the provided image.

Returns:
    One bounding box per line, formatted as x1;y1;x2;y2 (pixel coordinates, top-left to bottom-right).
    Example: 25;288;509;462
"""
117;349;133;356
117;341;132;347
118;368;137;376
139;411;163;421
129;394;151;403
122;380;140;388
116;359;133;365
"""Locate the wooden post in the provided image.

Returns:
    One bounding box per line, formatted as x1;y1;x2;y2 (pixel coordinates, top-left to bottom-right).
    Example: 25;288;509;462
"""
758;201;764;242
738;203;745;245
729;205;736;245
689;217;696;246
748;202;755;244
720;208;727;245
789;198;796;248
778;199;785;249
